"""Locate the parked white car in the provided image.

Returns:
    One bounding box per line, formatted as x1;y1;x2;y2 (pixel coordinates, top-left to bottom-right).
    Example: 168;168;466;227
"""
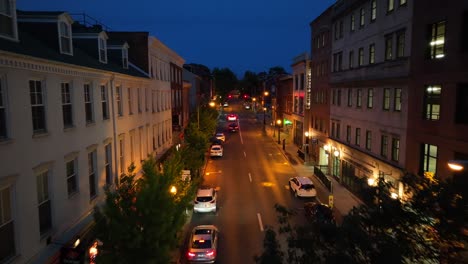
289;177;317;198
194;187;217;213
210;145;223;157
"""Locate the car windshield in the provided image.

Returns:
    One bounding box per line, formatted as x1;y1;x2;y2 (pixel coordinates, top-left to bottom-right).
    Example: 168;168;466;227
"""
301;184;315;190
196;196;213;202
192;239;212;249
211;147;221;150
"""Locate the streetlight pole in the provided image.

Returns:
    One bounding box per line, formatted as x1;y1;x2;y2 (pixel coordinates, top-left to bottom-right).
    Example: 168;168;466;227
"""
277;119;282;144
304;131;310;165
263;107;266;131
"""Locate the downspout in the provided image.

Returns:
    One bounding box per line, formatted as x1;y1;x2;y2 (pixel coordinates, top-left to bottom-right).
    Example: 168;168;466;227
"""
109;74;119;185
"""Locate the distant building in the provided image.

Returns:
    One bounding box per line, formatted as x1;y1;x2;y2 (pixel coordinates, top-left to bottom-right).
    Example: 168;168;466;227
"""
290;53;309;147
0;2;183;263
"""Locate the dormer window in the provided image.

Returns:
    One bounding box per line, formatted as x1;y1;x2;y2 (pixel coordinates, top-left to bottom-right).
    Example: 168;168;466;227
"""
0;0;17;40
59;21;72;55
99;37;107;63
122;48;128;69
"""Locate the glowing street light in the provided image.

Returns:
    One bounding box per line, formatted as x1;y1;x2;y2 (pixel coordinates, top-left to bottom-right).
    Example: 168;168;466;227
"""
276;119;282;144
447;160;467;171
170;186;177;195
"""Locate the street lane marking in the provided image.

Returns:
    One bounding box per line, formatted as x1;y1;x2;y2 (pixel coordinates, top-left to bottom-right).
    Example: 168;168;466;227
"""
257;213;264;232
248;173;252;182
244;151;246;157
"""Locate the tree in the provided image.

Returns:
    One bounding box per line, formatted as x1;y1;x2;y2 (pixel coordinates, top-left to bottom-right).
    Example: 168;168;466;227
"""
254;227;284;264
212;67;238;98
259;173;468;264
94;153;195;264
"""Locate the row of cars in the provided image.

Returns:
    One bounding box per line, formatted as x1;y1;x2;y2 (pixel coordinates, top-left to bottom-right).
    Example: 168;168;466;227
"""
186;115;239;263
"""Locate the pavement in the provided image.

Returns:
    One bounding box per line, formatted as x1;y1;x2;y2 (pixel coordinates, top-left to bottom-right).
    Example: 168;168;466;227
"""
260;113;363;225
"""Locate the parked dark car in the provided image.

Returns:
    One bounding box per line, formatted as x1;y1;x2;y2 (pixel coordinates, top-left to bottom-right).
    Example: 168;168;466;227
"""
304;202;335;224
228;122;238;132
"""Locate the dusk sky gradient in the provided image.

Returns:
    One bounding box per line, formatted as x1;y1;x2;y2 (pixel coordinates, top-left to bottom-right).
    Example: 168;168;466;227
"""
17;0;336;78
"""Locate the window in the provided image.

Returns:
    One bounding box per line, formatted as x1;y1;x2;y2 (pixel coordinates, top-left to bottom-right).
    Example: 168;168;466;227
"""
391;137;400;161
383;88;390;110
346;125;351;143
387;0;395;12
355;128;361;146
116;86;123;116
400;0;407;6
339;20;344;39
122;48;128;69
358;47;364;66
336;123;341;139
145;88;149;112
367;88;374;108
394;88;402;111
139;127;143;162
88;150;97;199
371;0;377;21
130;131;134;163
37;171;52;235
455;84;468;124
0;79;7;139
105;143;112;185
101;85;109;119
357;89;362;107
350;13;355;32
59;21;72;54
381;135;388;157
428;21;446;59
369;44;375;64
365;130;372;150
337;90;342;106
333;52;342;72
61;83;73;128
421;144;438;176
137;88;141;113
424;85;441;120
84;84;94;123
359;8;365;27
0;0;14;38
128;88;133;115
396;31;405;58
119;138;125;174
332;122;336;138
0;186;15;262
152;125;156;150
30;80;46;133
385;35;393;60
98;37;107;63
347;89;353;107
349;50;354;69
66;159;78;196
151;90;155;113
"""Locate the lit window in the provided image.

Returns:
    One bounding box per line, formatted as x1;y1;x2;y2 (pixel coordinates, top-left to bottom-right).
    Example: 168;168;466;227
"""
371;0;377;21
356;89;362;107
360;8;365;27
355;128;361;146
347;89;353;107
385;35;393;60
396;31;405;58
381;135;388;157
421;144;438;175
367;88;374;108
366;130;372;150
369;44;375;64
358;48;364;66
383;88;391;110
394;88;402;111
428;21;446;59
101;85;109;119
387;0;395;12
424;85;441;120
350;13;355;32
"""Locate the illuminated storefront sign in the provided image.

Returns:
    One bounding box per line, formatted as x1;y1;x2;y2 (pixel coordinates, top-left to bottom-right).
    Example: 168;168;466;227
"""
306;62;312;110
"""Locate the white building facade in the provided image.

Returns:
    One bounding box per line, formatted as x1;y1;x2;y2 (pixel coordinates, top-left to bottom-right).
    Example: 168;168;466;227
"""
0;4;182;263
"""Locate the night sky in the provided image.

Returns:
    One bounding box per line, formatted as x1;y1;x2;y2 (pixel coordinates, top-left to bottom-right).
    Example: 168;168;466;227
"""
17;0;336;77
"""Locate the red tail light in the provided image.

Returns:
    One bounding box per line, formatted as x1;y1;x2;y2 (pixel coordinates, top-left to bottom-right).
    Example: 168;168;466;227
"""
187;251;196;258
206;249;216;257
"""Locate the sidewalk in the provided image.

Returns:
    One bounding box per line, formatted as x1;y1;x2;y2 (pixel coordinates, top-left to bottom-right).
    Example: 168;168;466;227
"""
261;115;362;224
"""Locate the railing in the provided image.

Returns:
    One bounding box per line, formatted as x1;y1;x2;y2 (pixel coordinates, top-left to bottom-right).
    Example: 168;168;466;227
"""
314;166;332;191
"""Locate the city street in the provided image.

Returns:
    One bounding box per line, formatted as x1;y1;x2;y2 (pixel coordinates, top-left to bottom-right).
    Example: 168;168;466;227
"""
181;102;313;263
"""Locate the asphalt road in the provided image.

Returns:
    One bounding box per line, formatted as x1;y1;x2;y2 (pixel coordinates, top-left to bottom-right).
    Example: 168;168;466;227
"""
184;101;313;264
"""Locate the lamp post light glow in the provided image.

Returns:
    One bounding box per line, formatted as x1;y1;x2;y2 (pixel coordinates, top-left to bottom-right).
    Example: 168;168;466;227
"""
209;101;215;107
170;186;177;195
447;160;467;171
276;119;282;144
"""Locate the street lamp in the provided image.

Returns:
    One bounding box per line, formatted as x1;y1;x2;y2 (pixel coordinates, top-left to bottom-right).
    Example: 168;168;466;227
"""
276;119;282;144
263;107;267;131
447;160;468;171
170;185;177;195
